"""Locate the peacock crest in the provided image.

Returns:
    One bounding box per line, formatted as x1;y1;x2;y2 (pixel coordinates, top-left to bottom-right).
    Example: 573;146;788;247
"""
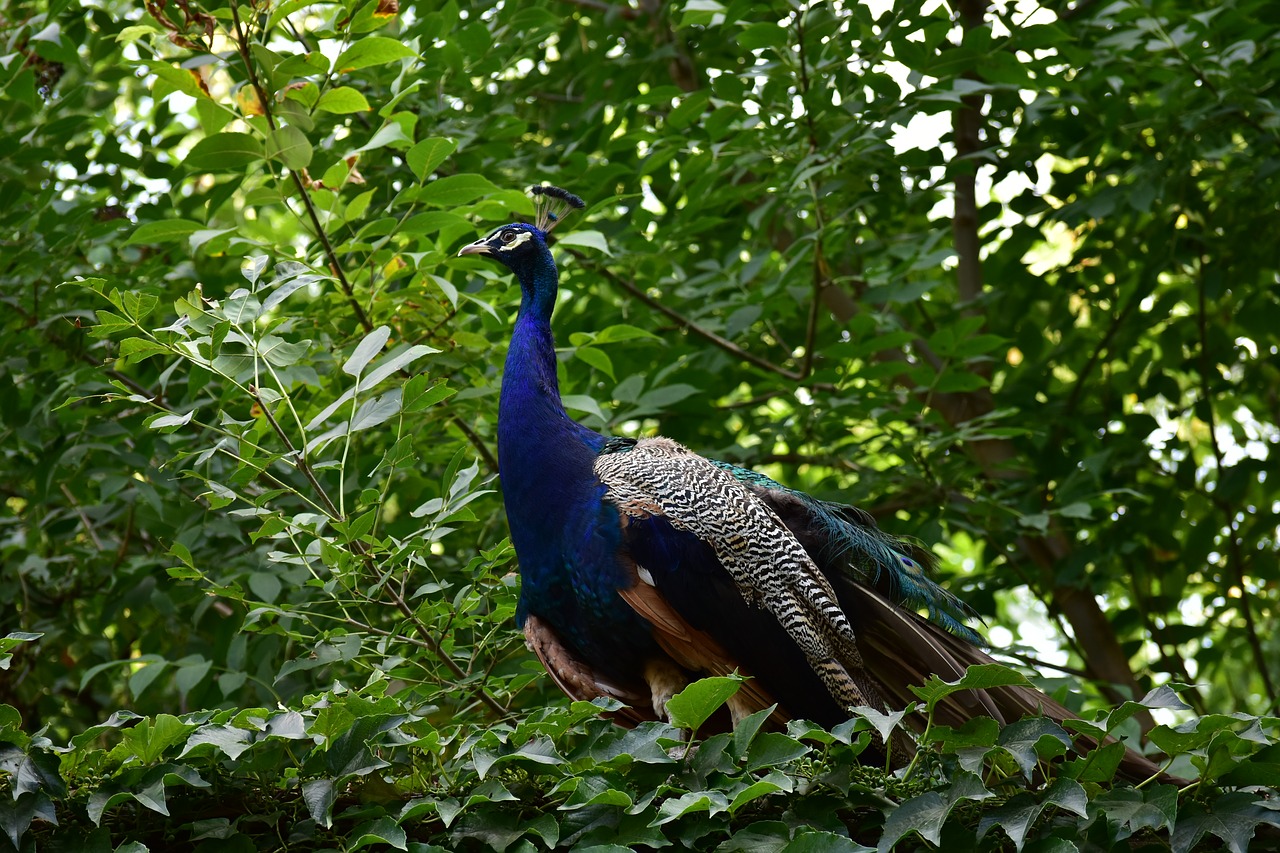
530;184;585;233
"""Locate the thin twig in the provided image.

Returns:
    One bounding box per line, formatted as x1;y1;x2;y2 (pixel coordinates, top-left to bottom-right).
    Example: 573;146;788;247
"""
343;616;512;719
251;382;508;717
251;385;345;521
60;483;104;551
576;252;834;388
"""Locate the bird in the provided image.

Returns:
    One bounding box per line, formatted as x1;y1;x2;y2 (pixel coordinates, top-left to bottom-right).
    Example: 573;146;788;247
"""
458;185;1168;780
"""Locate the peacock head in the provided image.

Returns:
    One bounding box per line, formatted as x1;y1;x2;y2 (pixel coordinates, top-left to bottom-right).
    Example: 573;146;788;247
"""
457;185;585;276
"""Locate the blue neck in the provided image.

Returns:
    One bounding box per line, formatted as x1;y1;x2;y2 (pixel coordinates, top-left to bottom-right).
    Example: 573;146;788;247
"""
497;246;605;602
494;240;654;665
498;245;575;454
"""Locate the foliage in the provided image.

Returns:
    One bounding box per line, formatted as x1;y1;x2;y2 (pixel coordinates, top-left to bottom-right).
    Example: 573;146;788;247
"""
2;0;1279;848
1;670;1278;851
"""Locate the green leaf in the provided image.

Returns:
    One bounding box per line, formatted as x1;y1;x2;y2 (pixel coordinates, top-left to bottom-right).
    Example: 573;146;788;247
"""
344;326;391;376
350;816;408;851
148;410;194;431
351;390;403;431
359;343;440;389
0;634;42;673
975;792;1041;851
1091;787;1172;840
1073;740;1126;783
744;732;809;772
555;229;612;255
574;346;615;378
728;778;784;814
738;22;789;50
561;394;607;422
125;220;206;245
664;675;743;732
174;658;211;694
787;831;873;853
117;338;170;361
128;660;169;699
406;137;458;180
419;173;501;207
997;717;1071;778
182;724;253;761
266;125;313;170
852;704;912;745
403;378;455;413
184;132;264;171
141;60;213;100
733;705;774;759
335;37;417;72
302;779;336;828
1221;742;1280;787
667;91;710;129
353;121;411;153
1171;792;1277;853
878;792;950;851
651;790;728;825
248;572;282;603
315;86;371;114
911;664;1032;714
595;324;661;344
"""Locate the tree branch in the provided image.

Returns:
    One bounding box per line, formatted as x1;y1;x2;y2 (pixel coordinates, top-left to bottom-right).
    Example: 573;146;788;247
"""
1195;260;1276;705
227;0;373;335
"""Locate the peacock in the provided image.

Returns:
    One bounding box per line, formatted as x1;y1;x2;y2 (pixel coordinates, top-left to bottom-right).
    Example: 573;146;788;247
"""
459;185;1166;780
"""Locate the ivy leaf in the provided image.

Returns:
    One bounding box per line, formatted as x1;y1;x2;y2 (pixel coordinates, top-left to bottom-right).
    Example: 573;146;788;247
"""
732;705;775;759
1172;792;1280;853
878;792;951;850
879;772;992;851
1091;787;1173;841
744;732;809;772
349;815;408;851
302;779;335;828
664;675;743;732
787;830;874;852
651;790;730;825
851;704;912;745
975;792;1042;850
997;717;1071;778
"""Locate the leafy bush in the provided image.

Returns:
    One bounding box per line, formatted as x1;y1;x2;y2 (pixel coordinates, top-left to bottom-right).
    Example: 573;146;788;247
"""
2;664;1279;850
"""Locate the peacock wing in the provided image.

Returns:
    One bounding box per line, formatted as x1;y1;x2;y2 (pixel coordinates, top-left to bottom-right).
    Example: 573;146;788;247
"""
595;436;889;720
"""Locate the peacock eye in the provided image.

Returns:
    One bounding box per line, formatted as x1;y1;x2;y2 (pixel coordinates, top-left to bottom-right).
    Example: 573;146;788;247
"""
500;230;516;243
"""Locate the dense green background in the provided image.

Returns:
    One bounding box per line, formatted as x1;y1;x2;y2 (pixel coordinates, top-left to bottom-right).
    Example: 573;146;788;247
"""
2;0;1279;849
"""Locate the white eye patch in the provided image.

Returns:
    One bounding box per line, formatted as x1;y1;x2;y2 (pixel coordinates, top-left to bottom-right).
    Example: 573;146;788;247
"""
498;231;533;251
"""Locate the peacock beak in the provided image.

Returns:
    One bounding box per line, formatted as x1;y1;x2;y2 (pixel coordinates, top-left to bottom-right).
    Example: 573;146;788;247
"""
458;238;492;256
